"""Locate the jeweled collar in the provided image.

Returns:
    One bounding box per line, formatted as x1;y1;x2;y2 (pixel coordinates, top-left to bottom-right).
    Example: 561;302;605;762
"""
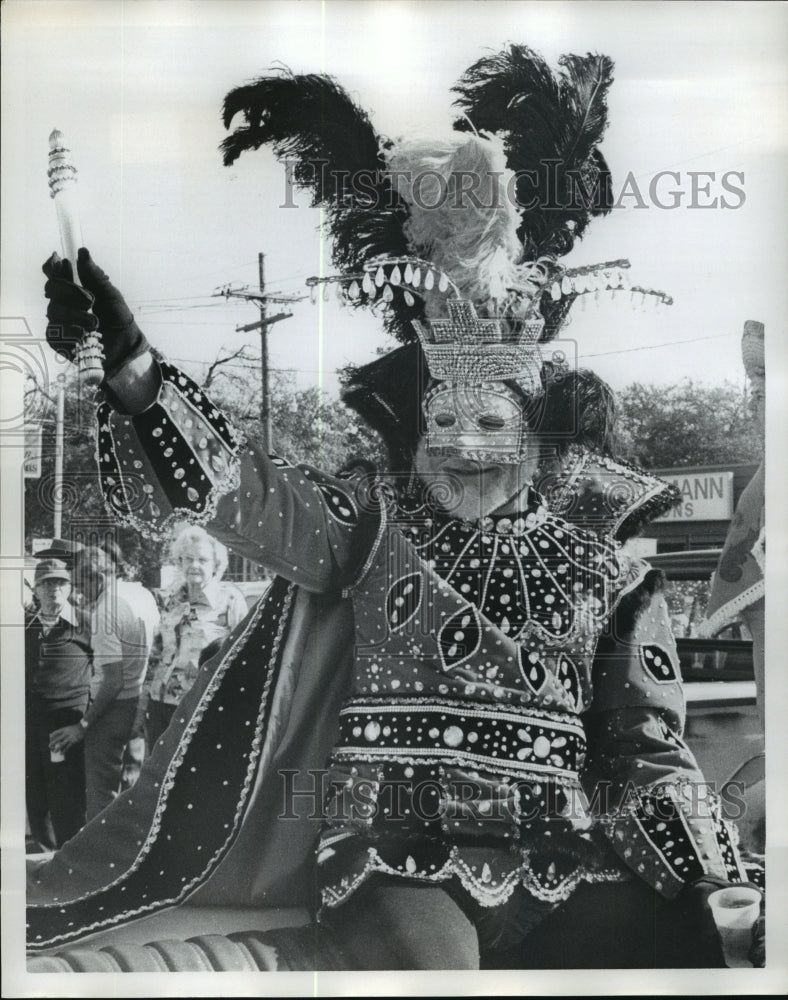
397;482;548;535
394;481;626;644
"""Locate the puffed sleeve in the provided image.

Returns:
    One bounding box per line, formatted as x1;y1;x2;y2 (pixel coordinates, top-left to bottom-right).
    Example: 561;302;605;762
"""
95;358;382;592
582;567;749;899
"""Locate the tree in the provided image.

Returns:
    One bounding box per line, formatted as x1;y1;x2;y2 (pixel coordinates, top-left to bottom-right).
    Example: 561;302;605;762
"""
199;360;387;473
23;356;386;583
615;379;762;469
24;373;163;586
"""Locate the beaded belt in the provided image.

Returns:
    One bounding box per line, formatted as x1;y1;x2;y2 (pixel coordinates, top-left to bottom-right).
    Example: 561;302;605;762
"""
333;700;586;780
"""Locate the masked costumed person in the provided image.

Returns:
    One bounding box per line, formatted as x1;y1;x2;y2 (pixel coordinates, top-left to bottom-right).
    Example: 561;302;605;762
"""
698;321;765;872
29;45;763;971
700;321;765;725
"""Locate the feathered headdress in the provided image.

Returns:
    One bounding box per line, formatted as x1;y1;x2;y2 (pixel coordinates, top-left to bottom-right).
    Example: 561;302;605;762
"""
221;71;414;341
221;47;667;339
452;46;615;259
221;46;669;466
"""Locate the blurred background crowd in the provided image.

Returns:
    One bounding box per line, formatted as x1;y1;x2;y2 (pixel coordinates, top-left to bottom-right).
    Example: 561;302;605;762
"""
24;526;251;853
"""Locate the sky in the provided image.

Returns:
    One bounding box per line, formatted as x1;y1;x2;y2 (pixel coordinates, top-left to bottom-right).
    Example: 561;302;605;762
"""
2;0;787;401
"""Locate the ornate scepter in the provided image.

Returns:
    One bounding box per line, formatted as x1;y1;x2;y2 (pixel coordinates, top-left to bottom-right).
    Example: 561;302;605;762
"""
47;129;105;386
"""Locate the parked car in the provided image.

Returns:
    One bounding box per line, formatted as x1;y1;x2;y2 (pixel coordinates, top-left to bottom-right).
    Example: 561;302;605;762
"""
646;547;760;803
647;548;754;681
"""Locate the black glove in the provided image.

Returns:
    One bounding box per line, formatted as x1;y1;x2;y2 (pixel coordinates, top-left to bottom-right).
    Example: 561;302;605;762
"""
42;253;98;363
43;248;150;379
683;875;735;906
747;884;766;969
749;911;765;968
678;876;732;966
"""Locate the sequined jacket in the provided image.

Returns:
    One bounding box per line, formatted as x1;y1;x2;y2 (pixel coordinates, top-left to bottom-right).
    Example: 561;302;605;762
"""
26;361;751;951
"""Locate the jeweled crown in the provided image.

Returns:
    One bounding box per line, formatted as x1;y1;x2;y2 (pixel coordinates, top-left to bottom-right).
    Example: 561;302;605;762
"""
413;299;545;394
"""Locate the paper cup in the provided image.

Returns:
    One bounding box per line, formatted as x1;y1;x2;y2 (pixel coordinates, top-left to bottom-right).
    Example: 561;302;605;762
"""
50;747;65;763
708;886;762;968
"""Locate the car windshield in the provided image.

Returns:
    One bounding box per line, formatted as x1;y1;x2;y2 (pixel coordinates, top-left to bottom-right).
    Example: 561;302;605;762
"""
662;577;710;638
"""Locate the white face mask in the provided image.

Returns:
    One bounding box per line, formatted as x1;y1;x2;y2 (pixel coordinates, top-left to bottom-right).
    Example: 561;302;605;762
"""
413;436;540;523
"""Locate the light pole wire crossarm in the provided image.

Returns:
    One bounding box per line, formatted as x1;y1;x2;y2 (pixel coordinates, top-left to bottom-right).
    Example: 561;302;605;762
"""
235;312;292;334
213;252;303;452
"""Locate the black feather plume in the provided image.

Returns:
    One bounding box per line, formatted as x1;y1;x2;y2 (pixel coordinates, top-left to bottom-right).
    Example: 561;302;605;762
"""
221;70;419;341
221;72;384;197
452;45;615;259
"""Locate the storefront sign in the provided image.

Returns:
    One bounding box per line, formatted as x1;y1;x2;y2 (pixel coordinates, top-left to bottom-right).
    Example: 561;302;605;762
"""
653;471;734;522
23;425;42;478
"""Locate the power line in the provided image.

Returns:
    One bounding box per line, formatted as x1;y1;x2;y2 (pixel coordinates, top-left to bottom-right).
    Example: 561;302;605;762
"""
131;273;312;308
131;319;253;326
136;296;308;314
132;294;219;304
169;357;331;374
135;303;236;315
577;331;736;360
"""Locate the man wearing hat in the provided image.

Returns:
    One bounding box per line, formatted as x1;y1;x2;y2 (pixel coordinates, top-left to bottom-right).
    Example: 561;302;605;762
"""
25;556;91;851
33;538;84;564
47;545;157;821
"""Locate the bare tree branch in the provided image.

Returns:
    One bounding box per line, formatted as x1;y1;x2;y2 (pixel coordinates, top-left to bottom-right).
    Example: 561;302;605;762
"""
203;346;259;389
24;373;57;408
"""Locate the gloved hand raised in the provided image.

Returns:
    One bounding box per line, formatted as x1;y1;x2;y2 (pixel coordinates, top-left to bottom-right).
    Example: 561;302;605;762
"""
749;910;765;968
43;248;150;379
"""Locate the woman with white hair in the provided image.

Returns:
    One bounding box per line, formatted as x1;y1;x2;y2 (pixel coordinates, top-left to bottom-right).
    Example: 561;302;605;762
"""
143;526;247;747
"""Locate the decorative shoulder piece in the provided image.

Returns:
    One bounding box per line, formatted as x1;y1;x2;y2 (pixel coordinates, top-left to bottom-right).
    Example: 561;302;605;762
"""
96;359;245;540
537;447;680;540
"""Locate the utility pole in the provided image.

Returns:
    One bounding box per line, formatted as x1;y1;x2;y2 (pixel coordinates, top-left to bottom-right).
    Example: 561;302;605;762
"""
213;256;306;453
258;252;270;450
53;374;65;538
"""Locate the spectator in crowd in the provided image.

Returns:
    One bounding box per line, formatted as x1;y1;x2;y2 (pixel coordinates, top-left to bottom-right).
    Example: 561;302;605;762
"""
25;557;91;850
141;526;247;748
98;537;160;788
49;545;157;819
26;538;86;611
